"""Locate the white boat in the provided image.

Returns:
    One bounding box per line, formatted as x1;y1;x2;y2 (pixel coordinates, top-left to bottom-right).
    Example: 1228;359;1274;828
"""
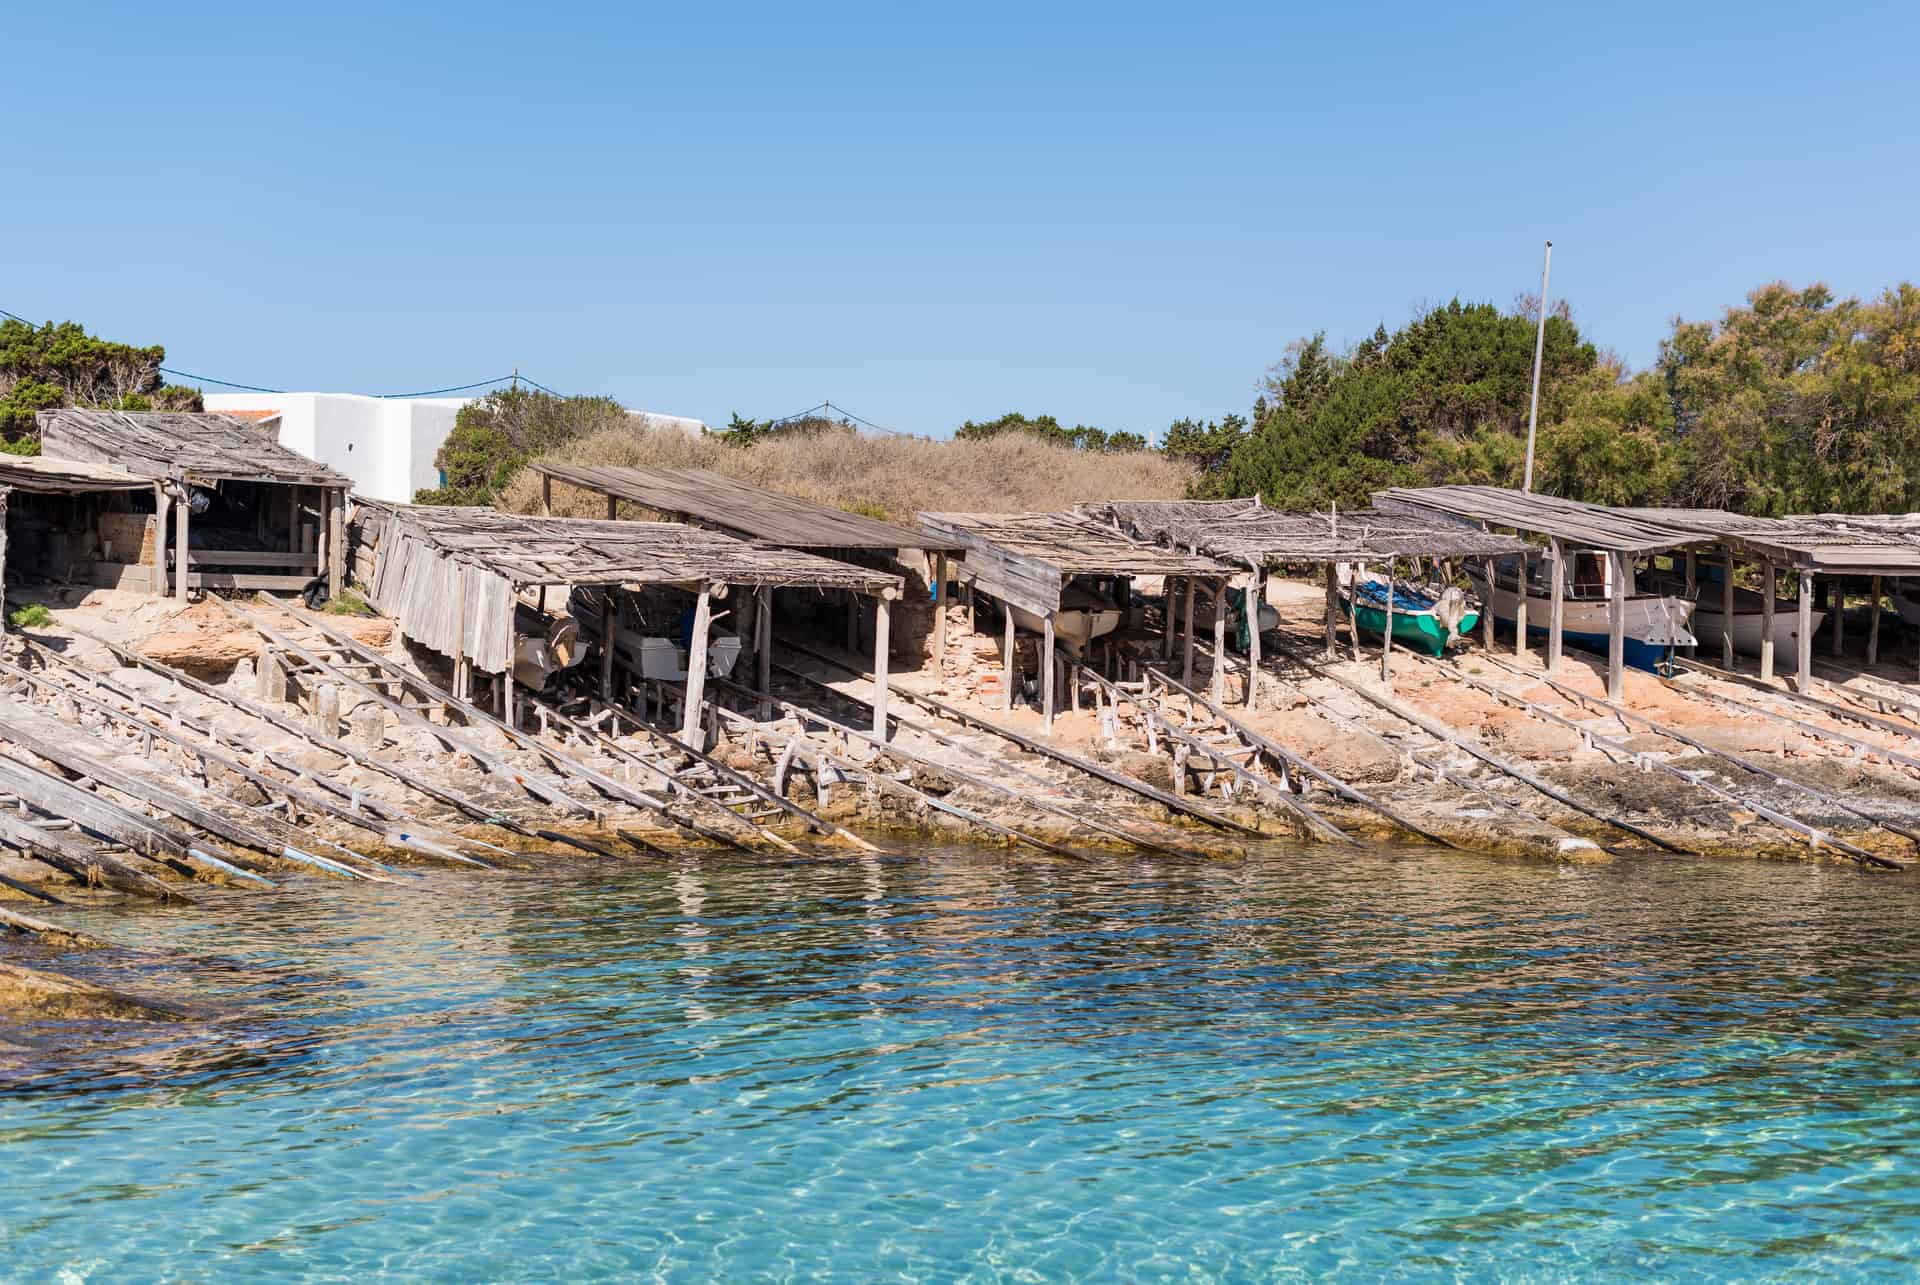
1468;553;1695;672
1010;602;1121;652
1648;576;1824;659
1895;579;1920;628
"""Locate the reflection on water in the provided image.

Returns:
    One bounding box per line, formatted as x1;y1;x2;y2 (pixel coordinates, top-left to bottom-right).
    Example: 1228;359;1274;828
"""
3;844;1919;1279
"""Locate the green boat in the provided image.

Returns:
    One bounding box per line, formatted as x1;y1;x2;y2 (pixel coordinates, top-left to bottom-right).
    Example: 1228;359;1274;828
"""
1339;573;1478;657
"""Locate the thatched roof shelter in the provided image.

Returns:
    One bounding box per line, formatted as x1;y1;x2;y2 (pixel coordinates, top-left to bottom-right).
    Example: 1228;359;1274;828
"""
1084;498;1531;569
37;410;351;488
917;510;1234;617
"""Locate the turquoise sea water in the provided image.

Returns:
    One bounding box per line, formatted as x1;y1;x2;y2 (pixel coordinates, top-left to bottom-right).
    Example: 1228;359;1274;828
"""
4;844;1919;1281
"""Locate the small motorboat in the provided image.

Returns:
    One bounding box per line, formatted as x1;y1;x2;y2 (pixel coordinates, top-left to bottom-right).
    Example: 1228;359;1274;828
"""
1468;552;1695;673
1647;571;1824;659
1894;579;1920;629
1337;567;1478;657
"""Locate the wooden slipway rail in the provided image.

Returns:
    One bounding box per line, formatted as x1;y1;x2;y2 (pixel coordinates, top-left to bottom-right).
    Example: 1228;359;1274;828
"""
1671;656;1920;751
1218;647;1600;854
707;699;1088;861
276;600;834;848
1462;653;1917;865
1261;637;1693;856
1073;666;1356;845
766;659;1208;859
780;639;1261;838
66;624;627;860
13;643;494;869
223;597;797;854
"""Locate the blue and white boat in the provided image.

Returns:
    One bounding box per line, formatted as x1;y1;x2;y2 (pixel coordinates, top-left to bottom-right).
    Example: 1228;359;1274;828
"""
1467;552;1695;673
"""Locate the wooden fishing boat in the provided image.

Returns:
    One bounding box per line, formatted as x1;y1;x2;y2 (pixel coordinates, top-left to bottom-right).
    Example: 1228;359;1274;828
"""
1011;586;1121;653
1337;569;1478;657
1468;554;1695;672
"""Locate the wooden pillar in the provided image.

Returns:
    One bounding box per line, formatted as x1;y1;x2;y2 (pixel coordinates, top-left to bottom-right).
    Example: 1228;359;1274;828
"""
327;488;345;599
1606;551;1627;701
541;475;552;516
1759;559;1777;681
1797;570;1814;691
599;589;617;699
1683;551;1698;656
873;592;892;741
1513;551;1529;660
756;588;773;718
1721;554;1736;669
503;658;516;730
1547;538;1565;672
1181;578;1197;687
174;486;190;604
151;483;170;600
933;552;949;663
287;485;301;556
1002;603;1016;712
1831;576;1845;657
846;591;860;653
1246;570;1264;710
1041;614;1055;734
1163;577;1178;660
1117;576;1132;632
680;584;716;746
452;566;470;697
605;494;617;521
964;580;976;632
1323;563;1338;658
1347;563;1363;663
1480;557;1496;650
1380;558;1395;687
1211;580;1227;703
1869;575;1883;666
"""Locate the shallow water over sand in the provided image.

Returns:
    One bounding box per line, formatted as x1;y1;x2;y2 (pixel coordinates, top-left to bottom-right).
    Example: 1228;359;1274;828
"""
4;844;1920;1280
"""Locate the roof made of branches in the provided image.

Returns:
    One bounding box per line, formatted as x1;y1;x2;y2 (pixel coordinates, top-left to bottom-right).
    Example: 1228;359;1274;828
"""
37;410;352;488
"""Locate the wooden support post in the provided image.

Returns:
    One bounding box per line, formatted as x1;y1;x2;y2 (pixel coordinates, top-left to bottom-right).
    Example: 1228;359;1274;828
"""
1831;576;1845;657
1380;559;1395;687
1606;551;1627;702
1480;558;1496;651
1041;614;1055;734
173;485;190;604
680;584;716;746
933;552;949;664
1683;551;1698;657
1246;570;1264;710
605;494;617;521
151;483;169;600
1722;554;1737;669
599;589;617;699
964;580;976;632
1797;570;1814;692
1117;576;1132;632
756;588;773;720
1759;559;1777;681
872;592;891;741
846;591;860;653
1163;577;1178;660
1869;575;1883;666
541;475;552;516
1211;580;1227;703
452;565;470;699
1547;538;1565;673
1002;603;1016;712
1323;564;1339;658
1181;578;1197;687
1348;563;1363;663
1514;552;1529;660
327;488;345;600
504;660;516;730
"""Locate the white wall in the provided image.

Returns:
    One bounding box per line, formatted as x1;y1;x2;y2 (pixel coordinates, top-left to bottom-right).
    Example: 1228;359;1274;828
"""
205;392;469;502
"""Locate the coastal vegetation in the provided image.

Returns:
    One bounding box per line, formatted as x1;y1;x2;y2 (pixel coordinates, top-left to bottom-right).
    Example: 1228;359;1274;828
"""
0;317;201;452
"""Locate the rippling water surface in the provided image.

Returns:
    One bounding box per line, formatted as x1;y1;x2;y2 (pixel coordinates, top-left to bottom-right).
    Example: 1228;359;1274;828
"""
5;844;1920;1280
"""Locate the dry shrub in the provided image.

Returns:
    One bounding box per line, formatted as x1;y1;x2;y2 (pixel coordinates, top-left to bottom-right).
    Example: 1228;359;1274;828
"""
497;426;1195;520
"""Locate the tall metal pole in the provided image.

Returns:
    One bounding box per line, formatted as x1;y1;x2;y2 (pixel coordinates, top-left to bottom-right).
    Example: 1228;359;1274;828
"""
1521;239;1553;493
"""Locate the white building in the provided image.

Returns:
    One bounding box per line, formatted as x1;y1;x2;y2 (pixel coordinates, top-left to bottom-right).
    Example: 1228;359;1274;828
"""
204;392;470;502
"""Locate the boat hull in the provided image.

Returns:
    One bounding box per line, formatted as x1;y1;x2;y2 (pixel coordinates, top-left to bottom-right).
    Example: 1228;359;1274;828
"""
1689;605;1826;659
1010;604;1120;649
1342;597;1479;657
1468;570;1695;673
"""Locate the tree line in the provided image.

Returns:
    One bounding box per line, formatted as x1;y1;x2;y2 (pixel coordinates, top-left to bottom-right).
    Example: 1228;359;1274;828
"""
0;318;202;452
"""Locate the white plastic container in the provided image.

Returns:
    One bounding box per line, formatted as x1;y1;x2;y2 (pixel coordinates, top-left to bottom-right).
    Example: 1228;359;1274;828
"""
639;637;686;680
708;635;743;679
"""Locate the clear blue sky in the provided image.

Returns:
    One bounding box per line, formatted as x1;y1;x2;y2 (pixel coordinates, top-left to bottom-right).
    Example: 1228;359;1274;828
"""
6;2;1914;436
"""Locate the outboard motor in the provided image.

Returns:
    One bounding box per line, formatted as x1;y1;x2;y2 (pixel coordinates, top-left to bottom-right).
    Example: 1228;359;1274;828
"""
1432;585;1471;645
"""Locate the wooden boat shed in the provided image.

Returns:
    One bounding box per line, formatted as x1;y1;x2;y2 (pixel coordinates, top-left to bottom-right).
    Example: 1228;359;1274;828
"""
916;509;1236;731
34;409;352;602
530;462;967;666
353;501;906;742
1085;498;1532;698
